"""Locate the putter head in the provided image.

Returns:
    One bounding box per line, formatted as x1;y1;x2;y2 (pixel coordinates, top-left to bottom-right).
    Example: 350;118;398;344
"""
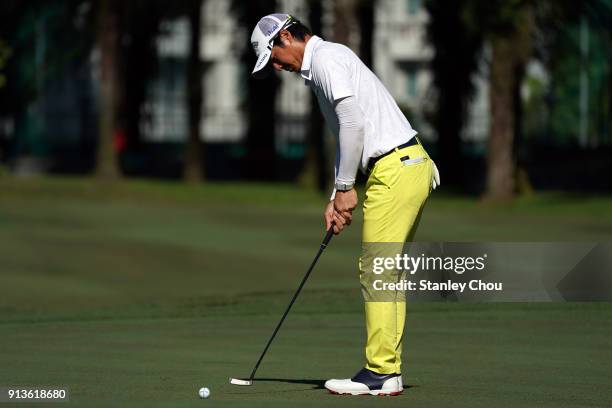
229;377;252;386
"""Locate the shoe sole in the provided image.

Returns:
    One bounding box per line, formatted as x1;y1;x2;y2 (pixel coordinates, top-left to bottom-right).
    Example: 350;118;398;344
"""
328;390;402;396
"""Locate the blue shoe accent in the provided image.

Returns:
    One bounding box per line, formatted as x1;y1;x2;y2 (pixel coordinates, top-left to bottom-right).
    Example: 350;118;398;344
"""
350;368;399;391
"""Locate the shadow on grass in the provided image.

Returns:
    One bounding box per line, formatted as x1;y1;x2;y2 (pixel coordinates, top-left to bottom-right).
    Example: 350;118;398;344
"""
254;378;326;389
254;378;416;391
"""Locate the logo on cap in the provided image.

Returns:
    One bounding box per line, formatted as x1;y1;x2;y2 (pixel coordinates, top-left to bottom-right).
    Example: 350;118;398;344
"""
265;23;279;36
251;41;259;53
255;51;269;69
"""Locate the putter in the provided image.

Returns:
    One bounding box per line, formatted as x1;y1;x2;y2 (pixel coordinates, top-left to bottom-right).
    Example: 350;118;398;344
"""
230;225;336;386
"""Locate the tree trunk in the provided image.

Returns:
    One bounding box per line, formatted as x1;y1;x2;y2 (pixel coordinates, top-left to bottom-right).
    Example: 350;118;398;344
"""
333;0;359;49
96;0;121;180
357;0;374;69
425;0;483;190
486;36;516;201
299;0;327;191
241;0;279;180
485;8;533;202
184;0;204;182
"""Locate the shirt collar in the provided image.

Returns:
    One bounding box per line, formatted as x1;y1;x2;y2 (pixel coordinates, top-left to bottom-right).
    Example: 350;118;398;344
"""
300;35;323;81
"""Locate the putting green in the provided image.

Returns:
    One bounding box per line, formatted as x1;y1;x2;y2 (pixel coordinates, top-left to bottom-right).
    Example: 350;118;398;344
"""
1;302;610;407
1;177;611;406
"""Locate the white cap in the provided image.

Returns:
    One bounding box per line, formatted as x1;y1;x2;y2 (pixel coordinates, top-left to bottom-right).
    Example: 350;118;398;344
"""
250;13;296;78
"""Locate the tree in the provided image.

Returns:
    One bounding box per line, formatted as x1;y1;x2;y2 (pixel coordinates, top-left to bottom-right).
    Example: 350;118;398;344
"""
233;0;280;180
0;0;95;170
184;0;204;182
96;0;122;180
120;0;166;174
483;1;534;201
114;0;203;181
427;0;536;200
425;0;483;189
300;0;328;191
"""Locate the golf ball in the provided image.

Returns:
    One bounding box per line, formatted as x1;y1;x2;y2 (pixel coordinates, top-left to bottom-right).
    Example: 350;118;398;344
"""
198;387;210;399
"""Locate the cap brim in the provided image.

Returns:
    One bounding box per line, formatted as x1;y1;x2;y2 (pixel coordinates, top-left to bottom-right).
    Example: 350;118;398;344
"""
252;49;272;79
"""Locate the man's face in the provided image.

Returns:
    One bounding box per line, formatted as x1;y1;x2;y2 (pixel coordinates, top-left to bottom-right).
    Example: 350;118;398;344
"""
269;31;303;73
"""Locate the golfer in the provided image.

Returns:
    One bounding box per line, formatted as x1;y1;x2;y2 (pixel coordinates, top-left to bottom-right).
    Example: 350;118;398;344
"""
250;13;439;396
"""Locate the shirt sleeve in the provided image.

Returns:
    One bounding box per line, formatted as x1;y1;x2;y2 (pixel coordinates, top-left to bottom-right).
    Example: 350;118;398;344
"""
329;95;364;200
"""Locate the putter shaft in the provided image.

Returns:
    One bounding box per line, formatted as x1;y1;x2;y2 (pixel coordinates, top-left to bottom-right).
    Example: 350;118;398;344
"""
245;226;335;383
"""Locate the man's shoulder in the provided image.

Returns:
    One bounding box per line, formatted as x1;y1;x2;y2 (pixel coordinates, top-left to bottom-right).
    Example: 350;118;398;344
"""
311;40;356;74
313;40;354;60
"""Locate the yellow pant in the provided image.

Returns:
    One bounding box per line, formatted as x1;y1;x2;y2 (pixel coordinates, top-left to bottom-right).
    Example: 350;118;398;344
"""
360;141;433;374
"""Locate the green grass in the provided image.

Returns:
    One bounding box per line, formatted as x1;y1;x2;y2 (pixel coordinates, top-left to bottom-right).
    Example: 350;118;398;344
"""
1;176;611;407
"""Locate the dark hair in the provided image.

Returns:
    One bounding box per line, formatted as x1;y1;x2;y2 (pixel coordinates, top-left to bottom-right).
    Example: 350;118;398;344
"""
273;20;312;47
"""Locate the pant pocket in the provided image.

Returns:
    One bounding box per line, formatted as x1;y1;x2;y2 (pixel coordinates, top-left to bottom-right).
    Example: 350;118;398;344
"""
401;157;426;166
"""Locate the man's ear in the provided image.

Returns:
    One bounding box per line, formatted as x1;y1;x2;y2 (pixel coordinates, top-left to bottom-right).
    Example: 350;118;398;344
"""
279;29;292;45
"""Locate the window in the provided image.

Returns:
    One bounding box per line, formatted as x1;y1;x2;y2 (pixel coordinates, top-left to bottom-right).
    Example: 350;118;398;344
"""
407;0;421;15
406;69;418;98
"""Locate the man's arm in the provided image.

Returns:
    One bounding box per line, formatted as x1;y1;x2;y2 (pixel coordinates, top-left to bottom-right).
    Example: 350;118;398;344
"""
325;95;364;234
334;95;364;192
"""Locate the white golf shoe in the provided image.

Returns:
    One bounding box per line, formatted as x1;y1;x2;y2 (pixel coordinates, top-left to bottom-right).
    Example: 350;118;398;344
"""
325;368;402;396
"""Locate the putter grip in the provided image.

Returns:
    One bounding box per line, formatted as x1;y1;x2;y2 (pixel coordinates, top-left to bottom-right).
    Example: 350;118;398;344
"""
322;224;334;247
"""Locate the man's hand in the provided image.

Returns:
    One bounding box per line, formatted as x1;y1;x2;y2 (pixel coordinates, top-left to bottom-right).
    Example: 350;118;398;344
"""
324;189;358;235
325;200;348;235
334;188;358;220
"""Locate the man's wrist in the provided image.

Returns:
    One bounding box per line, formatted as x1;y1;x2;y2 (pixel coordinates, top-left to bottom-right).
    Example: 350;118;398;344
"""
334;181;355;192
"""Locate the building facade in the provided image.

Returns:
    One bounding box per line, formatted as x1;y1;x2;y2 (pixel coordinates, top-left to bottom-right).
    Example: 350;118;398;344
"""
133;0;492;160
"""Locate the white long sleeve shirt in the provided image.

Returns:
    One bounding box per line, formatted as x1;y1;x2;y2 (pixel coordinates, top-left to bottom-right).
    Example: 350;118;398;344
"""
299;35;418;198
334;96;364;189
